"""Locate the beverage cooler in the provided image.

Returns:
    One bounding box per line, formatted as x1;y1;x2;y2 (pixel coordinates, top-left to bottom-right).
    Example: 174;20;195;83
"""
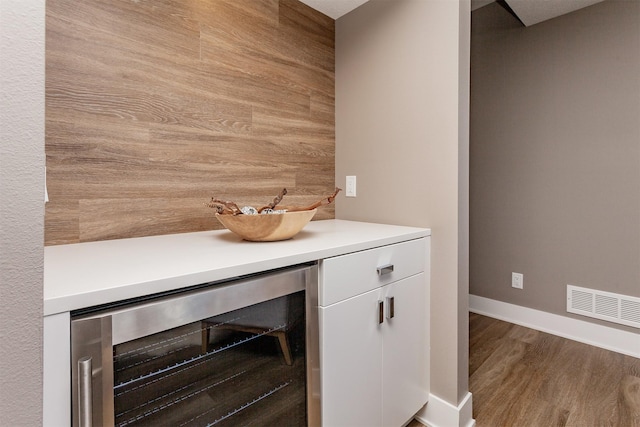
70;264;319;427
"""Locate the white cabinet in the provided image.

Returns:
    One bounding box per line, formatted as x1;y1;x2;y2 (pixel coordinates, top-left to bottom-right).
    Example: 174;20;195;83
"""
43;312;71;427
319;238;429;427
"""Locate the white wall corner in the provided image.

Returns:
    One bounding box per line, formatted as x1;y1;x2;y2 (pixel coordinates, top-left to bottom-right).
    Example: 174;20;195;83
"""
469;295;640;358
416;392;475;427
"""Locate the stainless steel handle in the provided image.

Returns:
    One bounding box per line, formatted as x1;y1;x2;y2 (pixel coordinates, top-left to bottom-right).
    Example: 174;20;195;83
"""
378;300;384;324
386;296;395;319
78;356;93;427
377;264;394;276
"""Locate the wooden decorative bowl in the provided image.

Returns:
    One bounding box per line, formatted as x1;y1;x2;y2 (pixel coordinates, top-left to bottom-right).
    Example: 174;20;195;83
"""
215;209;317;241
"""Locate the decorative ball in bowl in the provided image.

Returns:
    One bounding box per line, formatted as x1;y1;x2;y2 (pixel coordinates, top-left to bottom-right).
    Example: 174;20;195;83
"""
215;209;317;242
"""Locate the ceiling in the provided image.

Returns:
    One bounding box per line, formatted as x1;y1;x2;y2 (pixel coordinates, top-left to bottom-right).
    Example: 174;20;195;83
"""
298;0;369;19
481;0;606;26
299;0;606;26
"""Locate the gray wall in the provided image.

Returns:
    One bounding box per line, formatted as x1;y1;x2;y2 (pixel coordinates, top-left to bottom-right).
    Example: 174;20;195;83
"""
0;0;45;424
336;0;471;408
470;0;640;332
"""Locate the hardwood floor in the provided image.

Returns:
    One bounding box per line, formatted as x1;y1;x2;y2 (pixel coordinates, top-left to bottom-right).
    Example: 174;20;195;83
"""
469;313;640;427
408;314;639;427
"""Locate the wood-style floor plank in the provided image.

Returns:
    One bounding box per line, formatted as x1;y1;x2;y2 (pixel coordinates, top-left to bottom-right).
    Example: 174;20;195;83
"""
409;314;639;427
469;313;640;427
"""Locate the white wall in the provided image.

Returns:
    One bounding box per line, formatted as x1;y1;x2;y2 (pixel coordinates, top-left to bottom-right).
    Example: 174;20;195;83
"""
0;0;45;425
336;0;471;413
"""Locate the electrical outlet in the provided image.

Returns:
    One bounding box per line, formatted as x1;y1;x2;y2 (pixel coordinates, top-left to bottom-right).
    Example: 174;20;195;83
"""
512;272;523;289
346;176;356;197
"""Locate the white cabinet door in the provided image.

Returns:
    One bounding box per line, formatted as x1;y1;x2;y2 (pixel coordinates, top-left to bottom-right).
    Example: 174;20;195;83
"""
382;273;428;427
320;287;383;427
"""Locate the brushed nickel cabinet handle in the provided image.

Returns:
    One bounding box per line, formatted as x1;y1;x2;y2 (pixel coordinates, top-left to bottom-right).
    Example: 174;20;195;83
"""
378;300;384;324
78;356;93;427
386;296;395;319
377;264;394;276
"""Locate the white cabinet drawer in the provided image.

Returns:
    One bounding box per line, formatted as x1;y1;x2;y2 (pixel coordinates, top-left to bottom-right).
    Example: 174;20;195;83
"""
319;238;425;306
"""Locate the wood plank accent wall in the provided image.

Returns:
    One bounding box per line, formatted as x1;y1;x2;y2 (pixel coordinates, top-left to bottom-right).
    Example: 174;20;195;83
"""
45;0;335;245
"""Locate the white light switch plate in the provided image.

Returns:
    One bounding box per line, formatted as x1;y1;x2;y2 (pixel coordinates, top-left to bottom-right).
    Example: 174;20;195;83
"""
346;176;356;197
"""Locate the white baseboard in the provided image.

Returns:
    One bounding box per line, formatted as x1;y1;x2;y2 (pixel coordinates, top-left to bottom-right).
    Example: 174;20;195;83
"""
469;295;640;358
416;392;475;427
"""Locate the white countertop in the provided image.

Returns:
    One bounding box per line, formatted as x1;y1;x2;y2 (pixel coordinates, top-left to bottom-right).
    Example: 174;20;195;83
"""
44;219;429;316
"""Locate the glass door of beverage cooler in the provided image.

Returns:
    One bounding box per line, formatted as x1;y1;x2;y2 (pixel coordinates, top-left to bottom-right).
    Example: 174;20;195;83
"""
71;264;318;427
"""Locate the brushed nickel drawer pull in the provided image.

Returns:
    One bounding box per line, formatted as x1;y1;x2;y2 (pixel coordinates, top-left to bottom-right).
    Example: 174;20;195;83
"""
377;264;394;276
